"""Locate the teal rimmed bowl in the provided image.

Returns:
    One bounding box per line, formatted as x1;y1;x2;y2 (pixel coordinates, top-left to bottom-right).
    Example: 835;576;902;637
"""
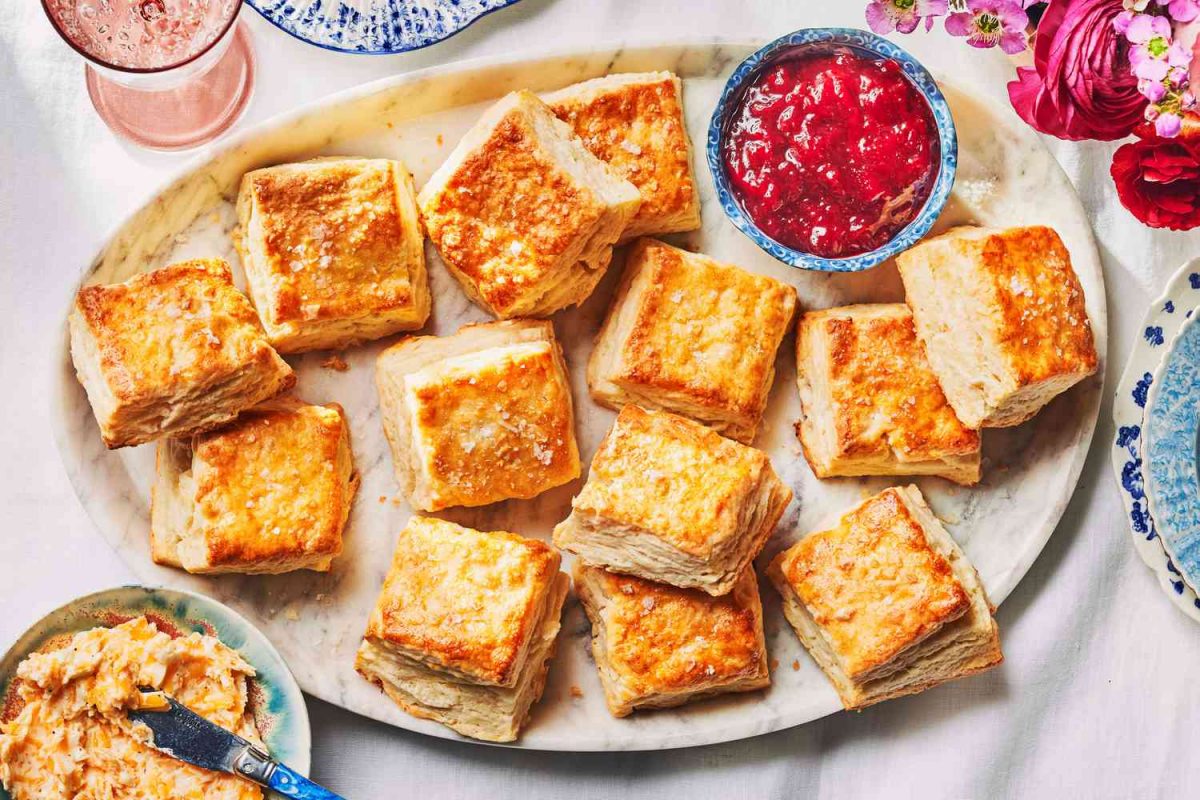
0;586;310;799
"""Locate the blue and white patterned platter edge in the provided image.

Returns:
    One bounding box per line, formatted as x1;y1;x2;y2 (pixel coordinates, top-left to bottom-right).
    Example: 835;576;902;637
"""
246;0;522;55
0;586;311;799
1111;258;1200;622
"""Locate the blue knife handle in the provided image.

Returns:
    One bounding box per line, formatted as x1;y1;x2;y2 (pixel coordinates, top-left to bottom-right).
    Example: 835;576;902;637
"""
266;762;346;800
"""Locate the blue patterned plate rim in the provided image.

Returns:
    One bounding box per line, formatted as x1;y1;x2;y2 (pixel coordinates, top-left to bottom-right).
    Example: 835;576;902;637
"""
0;585;311;798
705;27;958;273
246;0;523;55
1110;257;1200;621
1143;307;1200;595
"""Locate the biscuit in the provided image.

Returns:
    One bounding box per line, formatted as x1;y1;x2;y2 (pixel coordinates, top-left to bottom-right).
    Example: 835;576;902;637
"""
68;259;294;448
897;225;1098;428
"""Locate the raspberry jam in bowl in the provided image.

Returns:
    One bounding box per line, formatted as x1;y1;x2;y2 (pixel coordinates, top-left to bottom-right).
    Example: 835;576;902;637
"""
708;29;957;272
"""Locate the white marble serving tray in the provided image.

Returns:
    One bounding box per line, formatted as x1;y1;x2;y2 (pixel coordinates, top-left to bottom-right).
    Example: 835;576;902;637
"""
52;42;1107;751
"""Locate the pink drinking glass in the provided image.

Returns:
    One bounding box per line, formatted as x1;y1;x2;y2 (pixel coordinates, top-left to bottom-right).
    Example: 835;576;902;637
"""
42;0;256;150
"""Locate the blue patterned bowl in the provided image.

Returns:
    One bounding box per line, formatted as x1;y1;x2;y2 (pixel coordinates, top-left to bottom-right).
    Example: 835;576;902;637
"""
0;586;310;799
706;28;957;272
247;0;522;54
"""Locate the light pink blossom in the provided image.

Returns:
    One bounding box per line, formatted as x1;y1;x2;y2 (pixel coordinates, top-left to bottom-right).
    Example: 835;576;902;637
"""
865;0;949;34
945;0;1029;54
1155;110;1184;135
1158;0;1200;22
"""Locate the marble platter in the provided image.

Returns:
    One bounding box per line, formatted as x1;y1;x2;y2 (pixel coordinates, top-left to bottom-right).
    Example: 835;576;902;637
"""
52;41;1107;751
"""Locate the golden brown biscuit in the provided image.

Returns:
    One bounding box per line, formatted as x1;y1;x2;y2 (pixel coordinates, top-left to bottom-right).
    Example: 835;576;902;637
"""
573;565;770;717
68;258;295;449
375;319;580;512
897;225;1099;428
150;396;358;574
354;516;568;742
553;405;791;595
235;157;430;353
795;304;981;485
418;90;641;319
588;239;796;444
545;72;700;240
768;485;1002;710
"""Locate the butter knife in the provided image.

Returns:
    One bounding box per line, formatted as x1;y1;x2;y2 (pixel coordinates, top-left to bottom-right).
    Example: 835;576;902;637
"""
129;690;345;800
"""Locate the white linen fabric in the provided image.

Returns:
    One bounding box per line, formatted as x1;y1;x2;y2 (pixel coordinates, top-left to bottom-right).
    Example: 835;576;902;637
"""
1;2;1198;797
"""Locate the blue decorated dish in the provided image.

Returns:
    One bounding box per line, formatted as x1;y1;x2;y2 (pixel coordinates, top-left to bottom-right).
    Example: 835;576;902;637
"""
1143;305;1200;597
247;0;522;55
0;586;310;799
705;28;957;273
1111;258;1200;622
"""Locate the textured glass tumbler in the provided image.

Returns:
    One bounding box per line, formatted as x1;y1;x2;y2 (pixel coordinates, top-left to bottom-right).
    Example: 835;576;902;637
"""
44;0;256;150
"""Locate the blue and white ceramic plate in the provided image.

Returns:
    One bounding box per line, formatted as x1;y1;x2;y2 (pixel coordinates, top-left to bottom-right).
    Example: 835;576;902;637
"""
705;27;957;272
247;0;521;54
1111;259;1200;622
0;586;311;798
1144;301;1200;598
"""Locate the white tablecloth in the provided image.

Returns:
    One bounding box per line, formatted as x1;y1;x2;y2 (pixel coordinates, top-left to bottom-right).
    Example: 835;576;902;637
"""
2;2;1199;797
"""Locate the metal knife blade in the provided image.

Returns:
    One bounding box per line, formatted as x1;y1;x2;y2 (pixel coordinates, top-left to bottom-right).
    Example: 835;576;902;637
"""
127;691;259;776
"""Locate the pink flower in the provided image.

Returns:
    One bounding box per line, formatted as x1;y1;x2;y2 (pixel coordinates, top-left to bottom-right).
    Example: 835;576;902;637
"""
945;0;1029;54
1142;78;1169;100
865;0;949;34
1156;110;1185;135
1160;0;1200;22
1008;0;1147;141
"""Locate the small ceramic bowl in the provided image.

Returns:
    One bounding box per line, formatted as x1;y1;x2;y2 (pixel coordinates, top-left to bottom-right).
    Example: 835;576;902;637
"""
706;27;958;273
0;586;310;800
247;0;522;55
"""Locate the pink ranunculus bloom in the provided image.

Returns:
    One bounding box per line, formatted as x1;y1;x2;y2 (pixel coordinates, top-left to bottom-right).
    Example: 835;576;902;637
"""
865;0;949;34
1008;0;1148;141
945;0;1029;54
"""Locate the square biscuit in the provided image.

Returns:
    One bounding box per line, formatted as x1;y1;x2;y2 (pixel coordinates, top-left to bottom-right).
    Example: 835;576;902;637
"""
375;319;580;512
574;565;770;717
588;239;797;444
418;90;641;319
768;485;1002;710
795;304;981;485
68;258;295;449
355;516;568;742
553;405;791;596
235;157;430;353
897;225;1099;428
151;396;358;574
545;72;700;240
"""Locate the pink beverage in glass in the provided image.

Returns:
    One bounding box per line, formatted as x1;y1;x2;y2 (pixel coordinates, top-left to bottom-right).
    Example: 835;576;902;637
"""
43;0;255;150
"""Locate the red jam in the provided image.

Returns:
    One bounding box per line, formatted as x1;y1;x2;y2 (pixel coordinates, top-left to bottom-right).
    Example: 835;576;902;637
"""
722;49;940;259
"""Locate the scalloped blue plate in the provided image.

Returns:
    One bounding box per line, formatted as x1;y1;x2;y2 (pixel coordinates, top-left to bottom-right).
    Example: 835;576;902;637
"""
247;0;522;54
706;27;957;272
0;586;311;799
1144;302;1200;598
1111;258;1200;622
